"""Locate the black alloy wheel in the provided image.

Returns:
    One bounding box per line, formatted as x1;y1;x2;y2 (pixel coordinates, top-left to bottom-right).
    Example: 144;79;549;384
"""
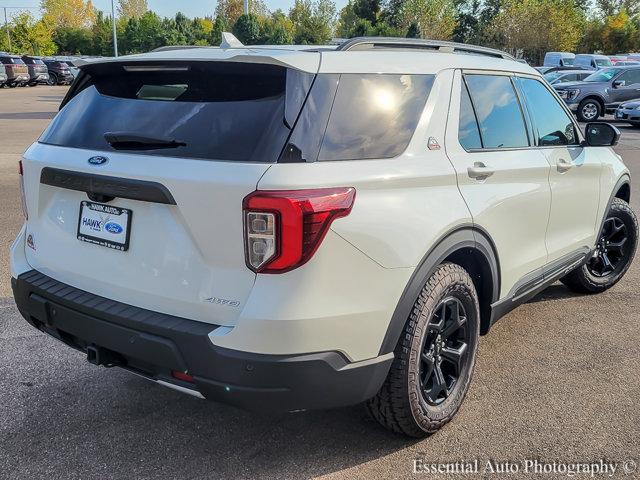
561;198;638;293
419;297;469;406
587;217;629;277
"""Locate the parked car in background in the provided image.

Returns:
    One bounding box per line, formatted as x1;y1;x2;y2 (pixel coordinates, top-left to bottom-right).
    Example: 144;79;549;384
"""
59;59;80;79
610;55;628;64
0;54;30;87
626;53;640;62
614;101;640;125
543;51;575;67
0;63;7;87
544;69;591;85
0;54;31;87
554;66;640;121
43;59;74;86
612;61;640;66
535;65;587;75
574;54;613;70
21;56;50;86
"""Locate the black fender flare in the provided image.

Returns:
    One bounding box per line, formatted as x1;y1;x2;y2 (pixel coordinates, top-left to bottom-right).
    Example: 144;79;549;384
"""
378;226;500;356
597;174;631;236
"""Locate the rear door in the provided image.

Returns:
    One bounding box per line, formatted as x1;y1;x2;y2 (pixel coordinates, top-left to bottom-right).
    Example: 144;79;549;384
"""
21;58;318;326
445;70;552;298
516;75;601;263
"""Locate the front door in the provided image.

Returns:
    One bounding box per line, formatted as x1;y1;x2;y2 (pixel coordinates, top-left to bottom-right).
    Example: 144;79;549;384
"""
516;76;602;263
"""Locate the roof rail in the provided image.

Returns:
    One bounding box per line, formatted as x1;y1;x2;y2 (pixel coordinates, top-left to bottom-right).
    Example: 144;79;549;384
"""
337;37;515;60
151;45;211;52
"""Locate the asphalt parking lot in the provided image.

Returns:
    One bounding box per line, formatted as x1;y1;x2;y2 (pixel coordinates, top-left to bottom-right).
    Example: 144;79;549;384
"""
1;86;639;479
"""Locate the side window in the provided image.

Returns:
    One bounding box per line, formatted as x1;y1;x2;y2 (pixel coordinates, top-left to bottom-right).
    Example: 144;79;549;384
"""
518;77;578;146
318;74;434;161
464;74;529;149
618;69;640;86
458;81;482;149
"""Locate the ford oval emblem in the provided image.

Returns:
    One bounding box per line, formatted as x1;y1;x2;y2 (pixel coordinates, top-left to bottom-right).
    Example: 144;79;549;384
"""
88;156;108;166
104;222;123;234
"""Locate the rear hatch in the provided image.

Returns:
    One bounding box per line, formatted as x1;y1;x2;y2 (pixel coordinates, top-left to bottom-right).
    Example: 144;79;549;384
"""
2;57;28;79
22;54;318;326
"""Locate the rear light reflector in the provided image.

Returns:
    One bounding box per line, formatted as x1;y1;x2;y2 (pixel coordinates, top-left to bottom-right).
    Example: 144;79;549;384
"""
18;160;28;220
243;187;356;273
171;370;194;383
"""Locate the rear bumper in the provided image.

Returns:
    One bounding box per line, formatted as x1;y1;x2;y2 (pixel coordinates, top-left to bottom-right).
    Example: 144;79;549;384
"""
12;269;392;413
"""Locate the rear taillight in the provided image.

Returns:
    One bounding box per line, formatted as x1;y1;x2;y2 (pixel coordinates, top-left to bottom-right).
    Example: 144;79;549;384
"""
243;187;356;273
171;370;194;383
18;160;28;220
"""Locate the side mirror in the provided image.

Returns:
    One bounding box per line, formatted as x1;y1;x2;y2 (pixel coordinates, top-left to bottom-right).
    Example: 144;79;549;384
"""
585;122;620;146
613;80;626;88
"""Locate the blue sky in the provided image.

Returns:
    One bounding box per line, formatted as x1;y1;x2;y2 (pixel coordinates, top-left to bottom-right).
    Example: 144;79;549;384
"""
0;0;348;19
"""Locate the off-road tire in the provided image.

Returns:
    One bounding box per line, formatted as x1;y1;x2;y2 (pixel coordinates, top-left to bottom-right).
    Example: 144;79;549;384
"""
562;198;637;293
366;263;480;437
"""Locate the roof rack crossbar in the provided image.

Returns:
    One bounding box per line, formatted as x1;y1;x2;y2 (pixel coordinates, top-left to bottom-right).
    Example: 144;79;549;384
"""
337;37;515;60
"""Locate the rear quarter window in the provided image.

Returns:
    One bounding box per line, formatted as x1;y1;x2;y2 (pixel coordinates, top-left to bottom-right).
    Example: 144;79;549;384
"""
318;74;434;161
283;73;434;162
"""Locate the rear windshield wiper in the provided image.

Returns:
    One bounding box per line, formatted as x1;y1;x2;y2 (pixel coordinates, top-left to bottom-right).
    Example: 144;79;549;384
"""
104;132;187;150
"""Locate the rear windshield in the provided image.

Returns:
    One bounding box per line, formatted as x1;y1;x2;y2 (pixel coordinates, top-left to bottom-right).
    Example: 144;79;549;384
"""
40;62;313;162
0;57;25;65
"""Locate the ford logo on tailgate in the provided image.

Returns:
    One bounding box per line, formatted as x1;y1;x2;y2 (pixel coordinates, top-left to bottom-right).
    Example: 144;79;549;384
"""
104;222;123;234
88;156;109;166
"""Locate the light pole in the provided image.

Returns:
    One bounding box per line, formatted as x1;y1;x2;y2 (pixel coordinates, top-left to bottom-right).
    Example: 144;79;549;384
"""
2;7;10;52
243;0;248;15
1;6;39;53
111;0;118;57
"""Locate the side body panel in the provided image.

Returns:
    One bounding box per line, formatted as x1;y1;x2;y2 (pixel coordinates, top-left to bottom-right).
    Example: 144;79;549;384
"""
445;70;552;299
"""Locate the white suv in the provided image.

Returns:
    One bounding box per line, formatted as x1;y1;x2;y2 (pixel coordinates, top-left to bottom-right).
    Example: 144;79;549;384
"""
11;37;638;437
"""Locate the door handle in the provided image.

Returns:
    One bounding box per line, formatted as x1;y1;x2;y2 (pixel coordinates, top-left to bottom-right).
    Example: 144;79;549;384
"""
557;158;574;173
467;162;494;180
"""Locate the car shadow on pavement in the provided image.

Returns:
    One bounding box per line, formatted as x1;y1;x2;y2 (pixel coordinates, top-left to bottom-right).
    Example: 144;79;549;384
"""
1;300;419;479
527;283;584;304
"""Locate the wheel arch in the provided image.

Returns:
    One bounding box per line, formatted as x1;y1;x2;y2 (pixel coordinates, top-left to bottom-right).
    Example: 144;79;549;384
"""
378;226;501;356
615;180;631;203
581;95;605;112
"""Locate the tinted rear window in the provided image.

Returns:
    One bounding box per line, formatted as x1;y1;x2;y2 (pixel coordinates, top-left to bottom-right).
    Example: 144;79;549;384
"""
1;57;24;65
319;74;433;161
282;73;434;162
40;62;313;162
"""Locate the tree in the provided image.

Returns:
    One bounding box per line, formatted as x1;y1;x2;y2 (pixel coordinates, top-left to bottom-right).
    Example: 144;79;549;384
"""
41;0;96;29
53;27;93;54
90;11;115;55
210;15;228;45
453;0;482;43
259;11;295;44
492;0;585;64
233;13;261;44
401;0;458;40
596;0;640;16
601;10;637;53
215;0;269;25
118;0;148;19
289;0;336;44
6;12;56;55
